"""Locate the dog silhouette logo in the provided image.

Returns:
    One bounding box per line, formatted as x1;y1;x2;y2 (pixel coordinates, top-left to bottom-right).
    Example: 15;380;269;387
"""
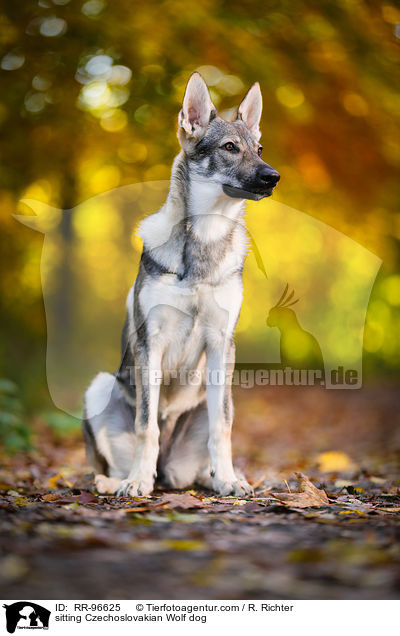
3;602;50;634
14;188;382;409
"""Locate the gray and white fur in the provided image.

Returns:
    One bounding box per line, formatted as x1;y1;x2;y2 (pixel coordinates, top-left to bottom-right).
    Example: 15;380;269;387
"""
82;72;280;497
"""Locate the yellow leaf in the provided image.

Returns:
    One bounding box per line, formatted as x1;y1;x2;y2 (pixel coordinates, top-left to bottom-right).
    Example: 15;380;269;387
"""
377;507;400;512
13;497;33;507
162;539;205;551
49;473;63;488
317;451;355;473
339;509;366;516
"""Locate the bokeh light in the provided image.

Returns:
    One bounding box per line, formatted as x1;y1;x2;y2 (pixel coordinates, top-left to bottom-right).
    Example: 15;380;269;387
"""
0;0;398;409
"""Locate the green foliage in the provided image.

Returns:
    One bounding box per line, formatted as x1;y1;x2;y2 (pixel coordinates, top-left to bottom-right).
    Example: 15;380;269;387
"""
0;378;32;454
42;411;81;437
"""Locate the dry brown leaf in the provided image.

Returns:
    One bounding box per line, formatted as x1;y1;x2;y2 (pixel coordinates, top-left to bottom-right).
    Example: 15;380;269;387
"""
42;491;98;505
42;493;62;502
271;472;329;508
76;491;98;504
335;495;373;512
251;472;269;490
152;492;206;510
123;506;151;513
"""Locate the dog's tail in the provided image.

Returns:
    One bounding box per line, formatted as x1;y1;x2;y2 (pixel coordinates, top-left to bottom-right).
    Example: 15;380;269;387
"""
82;372;136;479
82;415;109;476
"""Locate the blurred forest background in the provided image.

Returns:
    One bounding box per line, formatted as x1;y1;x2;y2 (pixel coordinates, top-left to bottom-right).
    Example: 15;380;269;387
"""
0;0;399;452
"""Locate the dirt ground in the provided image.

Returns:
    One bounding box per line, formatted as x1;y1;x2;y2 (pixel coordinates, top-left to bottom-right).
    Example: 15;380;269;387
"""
1;383;399;600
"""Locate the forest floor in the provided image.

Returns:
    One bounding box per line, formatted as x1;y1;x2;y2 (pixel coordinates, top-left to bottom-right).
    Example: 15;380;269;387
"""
1;383;399;600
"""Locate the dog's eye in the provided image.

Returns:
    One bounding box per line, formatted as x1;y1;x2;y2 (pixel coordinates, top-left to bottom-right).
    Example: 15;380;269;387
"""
224;142;235;151
258;146;263;157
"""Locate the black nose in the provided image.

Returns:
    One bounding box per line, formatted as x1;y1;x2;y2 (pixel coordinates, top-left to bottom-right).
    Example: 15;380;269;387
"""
258;165;280;187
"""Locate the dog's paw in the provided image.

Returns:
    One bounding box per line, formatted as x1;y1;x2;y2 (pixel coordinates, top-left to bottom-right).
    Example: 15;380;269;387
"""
115;477;154;497
212;477;254;497
94;474;121;495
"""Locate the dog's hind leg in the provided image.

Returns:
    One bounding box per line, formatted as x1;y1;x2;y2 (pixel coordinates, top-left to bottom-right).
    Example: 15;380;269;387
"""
161;403;211;490
83;372;136;493
161;403;249;493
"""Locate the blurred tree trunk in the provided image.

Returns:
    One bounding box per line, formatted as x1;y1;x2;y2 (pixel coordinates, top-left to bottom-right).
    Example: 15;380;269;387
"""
56;162;77;341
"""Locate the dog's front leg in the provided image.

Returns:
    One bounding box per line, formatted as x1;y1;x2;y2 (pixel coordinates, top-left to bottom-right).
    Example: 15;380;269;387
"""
116;347;161;497
206;340;253;497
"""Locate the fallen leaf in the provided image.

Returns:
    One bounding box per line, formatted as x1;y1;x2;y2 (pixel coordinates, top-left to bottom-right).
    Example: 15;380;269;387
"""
42;491;98;505
377;507;400;512
47;496;77;505
271;473;329;508
162;539;206;551
152;493;206;510
42;493;62;502
124;506;150;513
242;502;266;513
335;495;374;512
49;473;63;488
252;472;269;489
339;509;367;516
205;503;235;512
76;491;98;504
13;496;34;507
317;451;355;473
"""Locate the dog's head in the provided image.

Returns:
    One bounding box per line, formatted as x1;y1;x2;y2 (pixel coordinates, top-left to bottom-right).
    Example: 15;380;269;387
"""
178;72;280;200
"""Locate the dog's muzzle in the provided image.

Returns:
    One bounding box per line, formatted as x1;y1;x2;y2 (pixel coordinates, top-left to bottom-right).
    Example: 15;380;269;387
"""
223;165;280;201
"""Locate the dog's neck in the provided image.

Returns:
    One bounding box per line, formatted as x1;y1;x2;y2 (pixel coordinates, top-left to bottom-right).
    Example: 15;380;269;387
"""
187;177;246;243
138;152;248;280
142;152;246;245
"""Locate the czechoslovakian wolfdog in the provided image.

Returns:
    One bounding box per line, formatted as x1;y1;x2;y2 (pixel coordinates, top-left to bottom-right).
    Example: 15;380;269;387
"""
82;72;280;497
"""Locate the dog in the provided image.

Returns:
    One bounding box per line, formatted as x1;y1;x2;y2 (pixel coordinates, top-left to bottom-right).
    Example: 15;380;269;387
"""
82;72;280;497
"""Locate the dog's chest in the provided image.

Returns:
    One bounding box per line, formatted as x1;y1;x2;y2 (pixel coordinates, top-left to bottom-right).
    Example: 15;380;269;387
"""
142;277;237;376
138;217;245;370
160;284;227;370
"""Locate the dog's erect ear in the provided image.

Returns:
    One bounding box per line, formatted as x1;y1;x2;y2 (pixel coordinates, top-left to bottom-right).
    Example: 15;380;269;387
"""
178;72;216;138
236;82;262;140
